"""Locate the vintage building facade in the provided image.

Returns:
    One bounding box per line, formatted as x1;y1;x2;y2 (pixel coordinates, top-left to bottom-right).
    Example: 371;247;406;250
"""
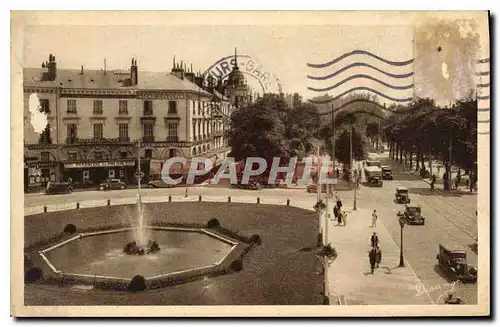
23;54;234;191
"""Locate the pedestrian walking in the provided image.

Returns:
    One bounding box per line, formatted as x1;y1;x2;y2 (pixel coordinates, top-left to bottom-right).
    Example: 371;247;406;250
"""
333;205;339;219
336;198;343;210
341;211;348;226
337;209;342;225
368;247;377;274
430;174;436;191
370;232;379;248
375;246;382;268
371;210;378;227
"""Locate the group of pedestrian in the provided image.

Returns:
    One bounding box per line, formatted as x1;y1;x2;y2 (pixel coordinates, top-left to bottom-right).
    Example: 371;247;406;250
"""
333;194;347;226
368;232;382;274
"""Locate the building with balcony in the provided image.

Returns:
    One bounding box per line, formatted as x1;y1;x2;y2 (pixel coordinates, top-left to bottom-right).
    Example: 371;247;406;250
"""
23;54;234;191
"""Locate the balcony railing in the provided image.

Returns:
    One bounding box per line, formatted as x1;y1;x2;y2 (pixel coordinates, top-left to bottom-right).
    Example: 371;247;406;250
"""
66;137;132;145
167;136;179;142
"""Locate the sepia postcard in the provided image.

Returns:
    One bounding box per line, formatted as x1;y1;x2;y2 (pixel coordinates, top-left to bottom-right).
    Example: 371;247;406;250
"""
11;11;490;317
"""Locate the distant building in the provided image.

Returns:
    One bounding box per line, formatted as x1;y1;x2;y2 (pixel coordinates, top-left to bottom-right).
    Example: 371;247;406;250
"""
23;54;234;191
220;48;253;109
285;92;303;108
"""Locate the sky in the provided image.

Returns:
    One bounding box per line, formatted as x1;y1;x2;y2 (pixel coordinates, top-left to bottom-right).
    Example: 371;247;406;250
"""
21;12;489;105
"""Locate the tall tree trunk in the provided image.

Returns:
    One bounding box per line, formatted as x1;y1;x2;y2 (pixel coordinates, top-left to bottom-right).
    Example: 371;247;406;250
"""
421;153;425;172
399;145;403;162
415;151;420;171
409;151;413;170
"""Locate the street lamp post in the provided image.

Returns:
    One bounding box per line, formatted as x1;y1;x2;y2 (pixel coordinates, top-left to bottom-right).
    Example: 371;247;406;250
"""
398;218;405;267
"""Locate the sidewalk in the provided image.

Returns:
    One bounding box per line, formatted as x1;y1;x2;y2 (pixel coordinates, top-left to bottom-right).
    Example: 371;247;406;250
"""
325;206;434;305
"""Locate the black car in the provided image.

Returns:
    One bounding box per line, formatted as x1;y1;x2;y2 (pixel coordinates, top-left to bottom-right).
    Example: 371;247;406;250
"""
99;179;127;191
436;243;477;283
45;182;72;195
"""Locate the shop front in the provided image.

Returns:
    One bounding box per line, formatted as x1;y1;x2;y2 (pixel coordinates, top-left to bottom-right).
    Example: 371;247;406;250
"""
25;161;59;193
62;159;136;188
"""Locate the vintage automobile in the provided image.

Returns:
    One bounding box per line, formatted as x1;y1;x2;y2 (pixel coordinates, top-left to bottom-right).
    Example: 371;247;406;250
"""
364;166;384;187
232;179;261;190
365;160;381;167
45;182;72;195
436;243;477;283
381;165;393;180
395;186;410;203
99;179;127;191
307;183;330;193
148;179;176;188
397;204;425;225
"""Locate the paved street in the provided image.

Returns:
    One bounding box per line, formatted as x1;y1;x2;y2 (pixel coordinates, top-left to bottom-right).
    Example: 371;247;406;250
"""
24;151;478;305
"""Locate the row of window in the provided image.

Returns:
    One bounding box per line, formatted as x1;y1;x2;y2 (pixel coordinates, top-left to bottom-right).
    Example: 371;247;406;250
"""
65;99;178;115
191;100;230;117
65;122;179;143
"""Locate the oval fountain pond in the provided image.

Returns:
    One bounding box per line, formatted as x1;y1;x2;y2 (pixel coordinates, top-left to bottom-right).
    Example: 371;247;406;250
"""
43;229;235;279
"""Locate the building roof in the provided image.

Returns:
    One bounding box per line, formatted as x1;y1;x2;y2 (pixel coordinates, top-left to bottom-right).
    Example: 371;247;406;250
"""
23;68;212;96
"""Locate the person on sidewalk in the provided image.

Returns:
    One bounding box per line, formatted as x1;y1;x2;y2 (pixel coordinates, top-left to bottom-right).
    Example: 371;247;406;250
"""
368;247;377;274
333;205;339;222
341;210;348;226
375;246;382;268
336;197;343;210
371;210;378;227
371;232;379;248
430;174;436;191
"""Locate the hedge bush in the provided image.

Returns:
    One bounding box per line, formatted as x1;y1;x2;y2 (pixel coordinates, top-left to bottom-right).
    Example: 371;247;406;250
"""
63;223;77;234
128;275;146;292
207;218;220;229
25;267;43;283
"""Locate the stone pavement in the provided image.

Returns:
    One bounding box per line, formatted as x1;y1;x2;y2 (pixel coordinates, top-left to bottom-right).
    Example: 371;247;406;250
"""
324;205;435;305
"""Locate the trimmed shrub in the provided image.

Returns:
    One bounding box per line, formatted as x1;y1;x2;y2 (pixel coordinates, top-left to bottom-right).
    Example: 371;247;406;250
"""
229;259;243;272
249;234;262;245
25;267;43;283
63;223;77;234
207;218;220;229
128;275;146;292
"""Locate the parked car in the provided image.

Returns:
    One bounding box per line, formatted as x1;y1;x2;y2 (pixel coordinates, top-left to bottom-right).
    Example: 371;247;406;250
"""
307;183;329;193
381;165;393;180
436;243;477;283
45;182;72;195
395;186;410;203
99;179;127;191
148;179;176;188
397;204;425;225
232;179;261;190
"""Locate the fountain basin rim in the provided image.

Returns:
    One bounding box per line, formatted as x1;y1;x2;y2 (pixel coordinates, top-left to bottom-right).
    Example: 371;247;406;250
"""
38;226;240;280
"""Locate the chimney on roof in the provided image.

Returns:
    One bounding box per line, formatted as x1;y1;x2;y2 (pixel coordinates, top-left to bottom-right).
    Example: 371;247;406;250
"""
104;58;107;75
130;58;138;85
80;65;84;75
171;58;185;80
185;63;196;83
45;54;57;81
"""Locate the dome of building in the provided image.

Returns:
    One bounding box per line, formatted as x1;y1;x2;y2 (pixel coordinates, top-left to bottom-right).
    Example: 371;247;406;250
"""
225;48;247;88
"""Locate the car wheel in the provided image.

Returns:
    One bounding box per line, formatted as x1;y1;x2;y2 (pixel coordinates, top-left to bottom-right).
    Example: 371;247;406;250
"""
121;185;125;190
99;186;104;191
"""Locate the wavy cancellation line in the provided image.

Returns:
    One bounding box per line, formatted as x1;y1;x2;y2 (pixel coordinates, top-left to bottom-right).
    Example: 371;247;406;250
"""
313;98;491;119
307;62;414;80
309;87;413;104
477;58;490;64
307;50;414;69
307;74;414;93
